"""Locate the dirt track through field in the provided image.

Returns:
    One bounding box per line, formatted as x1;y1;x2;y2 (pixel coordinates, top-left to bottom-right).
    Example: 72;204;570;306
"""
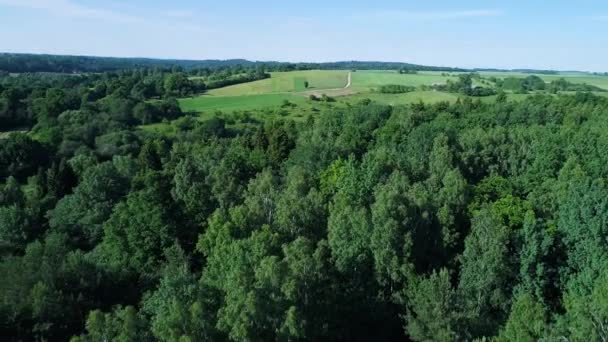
301;72;355;97
344;72;352;88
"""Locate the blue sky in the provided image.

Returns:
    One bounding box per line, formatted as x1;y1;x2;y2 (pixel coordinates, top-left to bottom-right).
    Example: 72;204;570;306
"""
1;0;607;71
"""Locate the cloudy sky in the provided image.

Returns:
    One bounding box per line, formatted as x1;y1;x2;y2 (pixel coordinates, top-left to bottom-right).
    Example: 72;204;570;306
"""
1;0;607;71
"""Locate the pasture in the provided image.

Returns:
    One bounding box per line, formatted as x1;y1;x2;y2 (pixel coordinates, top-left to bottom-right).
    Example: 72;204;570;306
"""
179;70;458;115
207;70;349;96
458;71;608;90
350;71;457;91
170;69;608;124
180;93;308;113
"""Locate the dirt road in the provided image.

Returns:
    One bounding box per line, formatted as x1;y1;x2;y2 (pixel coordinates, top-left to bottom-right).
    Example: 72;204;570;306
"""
302;72;354;97
344;72;352;88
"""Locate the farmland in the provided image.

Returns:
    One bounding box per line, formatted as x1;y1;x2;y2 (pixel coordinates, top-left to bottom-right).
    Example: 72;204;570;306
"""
180;93;308;113
177;70;458;116
174;69;608;120
207;70;349;96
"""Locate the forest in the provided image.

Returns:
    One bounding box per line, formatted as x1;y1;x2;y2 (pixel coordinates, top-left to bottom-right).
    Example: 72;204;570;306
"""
2;58;608;341
0;53;469;74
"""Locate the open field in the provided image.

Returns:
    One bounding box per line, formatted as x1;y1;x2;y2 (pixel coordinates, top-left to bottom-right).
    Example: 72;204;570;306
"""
180;93;308;113
345;91;460;105
179;70;457;115
208;70;349;96
350;71;457;91
452;71;608;90
165;70;608;129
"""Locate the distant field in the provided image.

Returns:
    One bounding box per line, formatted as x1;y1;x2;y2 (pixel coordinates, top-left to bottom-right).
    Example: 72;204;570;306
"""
457;71;608;90
171;69;608;123
208;70;349;96
345;91;460;105
350;71;456;91
538;75;608;90
180;93;308;113
183;70;455;114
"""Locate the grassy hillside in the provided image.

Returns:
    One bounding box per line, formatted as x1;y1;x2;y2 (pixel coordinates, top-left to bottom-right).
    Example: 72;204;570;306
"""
208;70;349;96
350;71;456;91
460;71;608;90
346;91;460;105
180;93;308;113
172;69;608;122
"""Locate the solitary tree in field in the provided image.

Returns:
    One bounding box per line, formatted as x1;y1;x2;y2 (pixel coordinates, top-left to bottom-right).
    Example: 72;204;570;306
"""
304;81;309;89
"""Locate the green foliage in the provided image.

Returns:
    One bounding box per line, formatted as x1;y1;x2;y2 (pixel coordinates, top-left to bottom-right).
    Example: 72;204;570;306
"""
406;269;459;341
558;268;608;341
49;161;131;248
0;133;48;181
370;171;414;290
4;67;608;341
143;245;221;341
164;73;195;97
497;294;548;342
557;175;608;294
72;306;150;342
501;76;547;93
102;187;175;274
328;197;372;273
458;207;516;337
379;84;416;94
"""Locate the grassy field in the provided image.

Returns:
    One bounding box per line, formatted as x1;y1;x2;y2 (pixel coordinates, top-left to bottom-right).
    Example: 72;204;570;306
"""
345;91;460;105
141;69;607;135
141;69;608;135
180;93;308;113
179;70;457;114
208;70;349;96
350;71;456;91
453;71;608;90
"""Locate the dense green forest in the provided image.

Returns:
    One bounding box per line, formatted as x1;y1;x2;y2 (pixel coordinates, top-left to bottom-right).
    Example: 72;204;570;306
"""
0;53;467;74
3;62;608;341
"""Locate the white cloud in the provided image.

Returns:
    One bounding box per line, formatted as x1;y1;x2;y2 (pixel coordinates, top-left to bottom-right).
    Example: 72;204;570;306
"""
0;0;139;23
356;9;503;21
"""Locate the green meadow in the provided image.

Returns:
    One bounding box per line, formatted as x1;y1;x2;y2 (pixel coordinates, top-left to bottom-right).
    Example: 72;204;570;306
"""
180;93;308;113
345;90;460;105
148;69;608;133
140;67;598;146
350;71;457;91
178;70;459;115
207;70;349;96
468;71;608;90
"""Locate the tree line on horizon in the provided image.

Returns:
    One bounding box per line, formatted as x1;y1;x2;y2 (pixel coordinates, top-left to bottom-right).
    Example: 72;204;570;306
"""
0;53;470;74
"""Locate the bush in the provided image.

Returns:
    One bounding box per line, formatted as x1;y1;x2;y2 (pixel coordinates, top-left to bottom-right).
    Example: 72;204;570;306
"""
379;84;416;94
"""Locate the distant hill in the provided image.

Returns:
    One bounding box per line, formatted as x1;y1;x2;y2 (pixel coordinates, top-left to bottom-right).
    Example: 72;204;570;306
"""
301;61;466;72
1;52;596;75
0;53;261;73
0;53;466;74
473;68;560;75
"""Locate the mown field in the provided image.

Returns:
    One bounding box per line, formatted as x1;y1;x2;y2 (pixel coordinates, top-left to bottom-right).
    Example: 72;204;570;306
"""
180;93;308;113
208;70;349;96
178;70;462;115
350;71;457;91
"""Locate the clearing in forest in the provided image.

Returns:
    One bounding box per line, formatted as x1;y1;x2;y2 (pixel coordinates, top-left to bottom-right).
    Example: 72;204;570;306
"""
208;70;349;96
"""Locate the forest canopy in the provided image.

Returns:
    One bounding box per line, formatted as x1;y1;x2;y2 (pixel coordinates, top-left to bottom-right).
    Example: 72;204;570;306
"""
0;53;468;74
2;63;608;341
